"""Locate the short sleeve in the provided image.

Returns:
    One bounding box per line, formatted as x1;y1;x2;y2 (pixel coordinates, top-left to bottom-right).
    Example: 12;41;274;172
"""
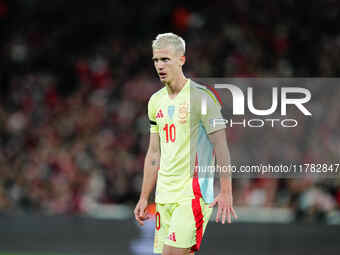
148;97;159;133
201;92;226;134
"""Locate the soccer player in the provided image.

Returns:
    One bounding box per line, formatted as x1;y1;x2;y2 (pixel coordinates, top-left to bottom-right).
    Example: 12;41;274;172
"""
134;33;237;255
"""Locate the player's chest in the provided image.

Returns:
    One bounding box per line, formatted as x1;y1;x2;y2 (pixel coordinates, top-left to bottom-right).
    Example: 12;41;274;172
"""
155;101;191;144
155;101;189;126
156;101;190;143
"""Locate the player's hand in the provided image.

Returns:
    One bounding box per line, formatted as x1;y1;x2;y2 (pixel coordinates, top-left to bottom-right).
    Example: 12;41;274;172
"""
134;198;151;226
209;192;238;224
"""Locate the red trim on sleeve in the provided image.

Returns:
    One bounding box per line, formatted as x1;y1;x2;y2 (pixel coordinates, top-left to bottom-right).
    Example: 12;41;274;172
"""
207;85;223;106
191;153;204;252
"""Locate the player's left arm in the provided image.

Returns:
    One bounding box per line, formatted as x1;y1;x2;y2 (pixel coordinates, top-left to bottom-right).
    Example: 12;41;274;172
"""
200;87;237;223
208;129;238;224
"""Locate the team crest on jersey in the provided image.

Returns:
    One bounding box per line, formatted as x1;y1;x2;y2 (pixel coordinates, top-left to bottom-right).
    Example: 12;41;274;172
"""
178;102;188;123
168;105;175;120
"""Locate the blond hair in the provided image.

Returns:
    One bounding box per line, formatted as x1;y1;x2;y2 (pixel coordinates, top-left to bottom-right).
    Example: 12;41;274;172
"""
152;33;186;56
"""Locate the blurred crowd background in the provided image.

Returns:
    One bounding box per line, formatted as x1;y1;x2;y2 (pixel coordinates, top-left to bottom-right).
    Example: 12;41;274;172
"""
0;0;340;223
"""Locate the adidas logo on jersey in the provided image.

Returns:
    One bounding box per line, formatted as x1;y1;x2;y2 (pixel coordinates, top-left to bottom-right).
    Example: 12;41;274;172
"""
168;232;176;242
156;109;164;119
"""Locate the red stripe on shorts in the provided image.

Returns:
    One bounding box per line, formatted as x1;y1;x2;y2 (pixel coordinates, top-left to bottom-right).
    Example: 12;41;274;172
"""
191;153;204;252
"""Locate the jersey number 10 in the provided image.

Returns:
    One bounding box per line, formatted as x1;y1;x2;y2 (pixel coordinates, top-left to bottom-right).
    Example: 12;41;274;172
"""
163;124;176;143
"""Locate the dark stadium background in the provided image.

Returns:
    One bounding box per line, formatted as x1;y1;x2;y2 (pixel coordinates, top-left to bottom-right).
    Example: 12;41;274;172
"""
0;0;339;254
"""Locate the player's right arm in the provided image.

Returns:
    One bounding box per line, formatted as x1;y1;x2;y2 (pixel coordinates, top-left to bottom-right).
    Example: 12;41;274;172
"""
134;133;160;226
134;95;160;226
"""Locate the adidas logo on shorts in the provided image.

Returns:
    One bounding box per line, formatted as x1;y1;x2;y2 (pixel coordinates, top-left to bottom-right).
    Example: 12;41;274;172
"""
168;232;176;242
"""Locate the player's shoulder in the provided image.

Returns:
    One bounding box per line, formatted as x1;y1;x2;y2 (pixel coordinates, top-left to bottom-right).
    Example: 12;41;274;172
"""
190;80;209;94
149;87;167;103
189;80;220;105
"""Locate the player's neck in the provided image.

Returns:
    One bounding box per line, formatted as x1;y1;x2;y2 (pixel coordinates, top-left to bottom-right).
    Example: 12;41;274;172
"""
166;75;187;98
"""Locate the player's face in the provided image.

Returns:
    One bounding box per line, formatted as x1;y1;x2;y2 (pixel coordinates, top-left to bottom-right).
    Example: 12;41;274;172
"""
152;47;185;84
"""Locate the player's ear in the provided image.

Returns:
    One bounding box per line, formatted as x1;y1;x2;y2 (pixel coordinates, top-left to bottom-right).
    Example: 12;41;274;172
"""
180;55;186;66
